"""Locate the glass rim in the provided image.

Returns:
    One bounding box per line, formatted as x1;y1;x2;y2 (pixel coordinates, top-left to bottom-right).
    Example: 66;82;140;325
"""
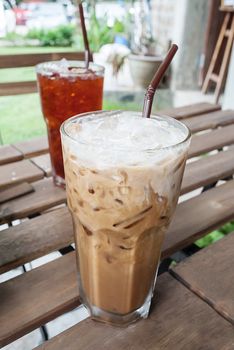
35;60;105;76
60;110;191;153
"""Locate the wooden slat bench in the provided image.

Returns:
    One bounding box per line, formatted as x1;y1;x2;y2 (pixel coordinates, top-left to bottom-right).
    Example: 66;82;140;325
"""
0;144;23;165
0;52;85;69
158;101;221;119
182;146;234;194
183;109;234;132
1;124;234;224
0;159;44;190
162;179;234;258
35;274;233;350
0;178;66;224
0;182;34;205
0;174;234;273
31;154;52;177
188;124;234;158
0;81;38;96
1;256;233;349
0;138;48;166
13;136;49;158
170;232;234;324
1;102;234;349
0;252;79;348
0;207;72;274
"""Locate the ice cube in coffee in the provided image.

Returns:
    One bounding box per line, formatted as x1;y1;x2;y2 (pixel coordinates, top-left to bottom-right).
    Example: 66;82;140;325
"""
61;111;190;325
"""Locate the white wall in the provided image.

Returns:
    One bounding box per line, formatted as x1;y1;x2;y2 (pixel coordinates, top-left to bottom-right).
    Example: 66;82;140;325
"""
171;0;209;89
223;46;234;109
151;0;176;54
151;0;209;89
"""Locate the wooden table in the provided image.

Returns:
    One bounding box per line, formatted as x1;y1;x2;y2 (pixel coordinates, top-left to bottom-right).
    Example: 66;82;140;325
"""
0;102;234;349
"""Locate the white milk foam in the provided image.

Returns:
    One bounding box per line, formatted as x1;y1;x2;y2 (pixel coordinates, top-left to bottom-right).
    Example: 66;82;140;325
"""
63;111;189;168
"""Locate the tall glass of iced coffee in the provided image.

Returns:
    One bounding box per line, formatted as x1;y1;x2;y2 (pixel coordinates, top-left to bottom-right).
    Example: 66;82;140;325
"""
61;111;191;325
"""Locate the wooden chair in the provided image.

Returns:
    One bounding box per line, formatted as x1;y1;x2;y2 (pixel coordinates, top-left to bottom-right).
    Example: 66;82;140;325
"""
0;51;85;144
202;9;234;103
0;50;85;340
0;51;85;96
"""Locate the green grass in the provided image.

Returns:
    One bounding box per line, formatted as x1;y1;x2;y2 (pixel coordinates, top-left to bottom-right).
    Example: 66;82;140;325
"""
0;90;169;144
0;93;138;144
0;94;46;144
103;100;139;112
195;221;234;248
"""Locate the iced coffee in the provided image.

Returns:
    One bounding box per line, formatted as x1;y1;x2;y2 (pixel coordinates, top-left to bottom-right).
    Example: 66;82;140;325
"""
61;111;191;325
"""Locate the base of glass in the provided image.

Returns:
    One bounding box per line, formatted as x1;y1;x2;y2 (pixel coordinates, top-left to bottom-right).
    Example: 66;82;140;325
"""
80;293;152;326
53;174;65;189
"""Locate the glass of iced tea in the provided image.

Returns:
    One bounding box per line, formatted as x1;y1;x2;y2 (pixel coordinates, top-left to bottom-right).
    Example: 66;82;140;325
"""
36;60;104;187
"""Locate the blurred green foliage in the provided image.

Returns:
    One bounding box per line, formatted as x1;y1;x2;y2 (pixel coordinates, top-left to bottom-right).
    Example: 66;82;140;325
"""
26;25;75;47
85;4;129;52
87;11;114;52
195;221;234;248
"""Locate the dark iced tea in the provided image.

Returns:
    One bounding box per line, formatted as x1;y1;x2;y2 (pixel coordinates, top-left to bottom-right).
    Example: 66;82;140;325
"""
36;61;104;187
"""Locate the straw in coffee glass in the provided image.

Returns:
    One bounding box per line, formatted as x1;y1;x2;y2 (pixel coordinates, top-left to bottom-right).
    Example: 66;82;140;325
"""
142;44;178;118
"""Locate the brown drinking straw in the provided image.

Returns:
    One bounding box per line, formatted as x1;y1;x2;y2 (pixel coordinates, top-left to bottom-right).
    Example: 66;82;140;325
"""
142;44;178;118
78;1;93;69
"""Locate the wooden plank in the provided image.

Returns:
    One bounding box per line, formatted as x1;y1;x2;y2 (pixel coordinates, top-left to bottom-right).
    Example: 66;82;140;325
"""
0;252;80;348
188;124;234;158
1;147;234;271
0;182;34;204
0;81;37;96
0;159;44;190
0;178;66;224
14;136;48;158
183;110;234;133
163;179;234;258
0;145;23;165
1;178;233;346
171;232;234;324
0;207;72;274
1;178;234;276
0;52;85;69
31;154;52;177
182;147;234;194
35;274;234;350
158;102;221;119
